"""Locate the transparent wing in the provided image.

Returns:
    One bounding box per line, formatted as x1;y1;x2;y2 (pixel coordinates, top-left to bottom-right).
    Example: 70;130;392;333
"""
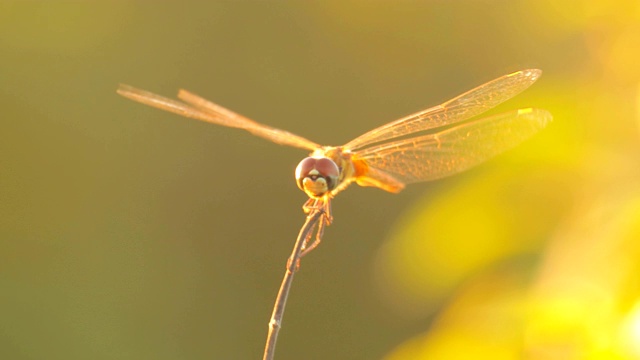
344;69;542;151
117;85;321;151
354;108;552;185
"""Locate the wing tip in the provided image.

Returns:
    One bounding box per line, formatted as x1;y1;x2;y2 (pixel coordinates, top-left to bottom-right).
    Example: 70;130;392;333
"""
511;68;542;82
518;108;553;127
116;83;134;95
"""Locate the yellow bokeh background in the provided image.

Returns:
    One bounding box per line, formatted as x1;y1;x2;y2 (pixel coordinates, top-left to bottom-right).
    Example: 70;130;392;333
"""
1;1;639;359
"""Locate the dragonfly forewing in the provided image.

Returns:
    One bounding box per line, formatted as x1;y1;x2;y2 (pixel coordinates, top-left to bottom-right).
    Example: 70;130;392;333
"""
344;69;542;151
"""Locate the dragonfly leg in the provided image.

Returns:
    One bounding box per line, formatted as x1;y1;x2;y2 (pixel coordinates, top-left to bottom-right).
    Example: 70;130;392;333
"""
323;198;333;225
286;257;301;272
302;197;332;223
319;197;333;225
297;195;334;258
286;226;314;271
302;198;317;215
298;197;332;257
300;215;326;257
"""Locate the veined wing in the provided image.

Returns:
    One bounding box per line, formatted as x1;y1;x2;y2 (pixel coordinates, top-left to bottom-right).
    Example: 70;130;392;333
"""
117;85;320;151
353;108;552;185
344;69;542;151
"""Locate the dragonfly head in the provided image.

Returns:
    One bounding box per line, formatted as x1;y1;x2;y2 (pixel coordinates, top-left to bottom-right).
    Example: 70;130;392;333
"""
295;156;340;198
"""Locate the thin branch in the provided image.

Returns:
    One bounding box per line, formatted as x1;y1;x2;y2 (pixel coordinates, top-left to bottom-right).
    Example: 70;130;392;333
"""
263;208;325;360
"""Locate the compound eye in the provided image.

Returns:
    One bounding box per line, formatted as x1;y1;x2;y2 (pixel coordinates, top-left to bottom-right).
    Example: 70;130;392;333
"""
295;157;318;182
295;157;340;197
313;158;340;181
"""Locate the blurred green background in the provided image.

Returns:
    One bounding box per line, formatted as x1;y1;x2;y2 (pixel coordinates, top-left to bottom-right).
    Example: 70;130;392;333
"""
2;1;640;359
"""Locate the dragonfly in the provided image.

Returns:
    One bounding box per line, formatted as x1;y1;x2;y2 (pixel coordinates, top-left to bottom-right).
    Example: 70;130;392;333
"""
117;69;551;255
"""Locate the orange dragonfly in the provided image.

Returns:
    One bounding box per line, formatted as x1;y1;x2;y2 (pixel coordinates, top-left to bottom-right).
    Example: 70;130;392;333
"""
118;69;551;253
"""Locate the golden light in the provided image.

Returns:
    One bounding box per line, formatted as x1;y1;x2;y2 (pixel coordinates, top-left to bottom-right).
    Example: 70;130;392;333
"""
619;301;640;358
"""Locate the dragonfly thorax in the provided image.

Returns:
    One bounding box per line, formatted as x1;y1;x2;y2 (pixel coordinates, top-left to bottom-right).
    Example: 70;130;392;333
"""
295;156;340;198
